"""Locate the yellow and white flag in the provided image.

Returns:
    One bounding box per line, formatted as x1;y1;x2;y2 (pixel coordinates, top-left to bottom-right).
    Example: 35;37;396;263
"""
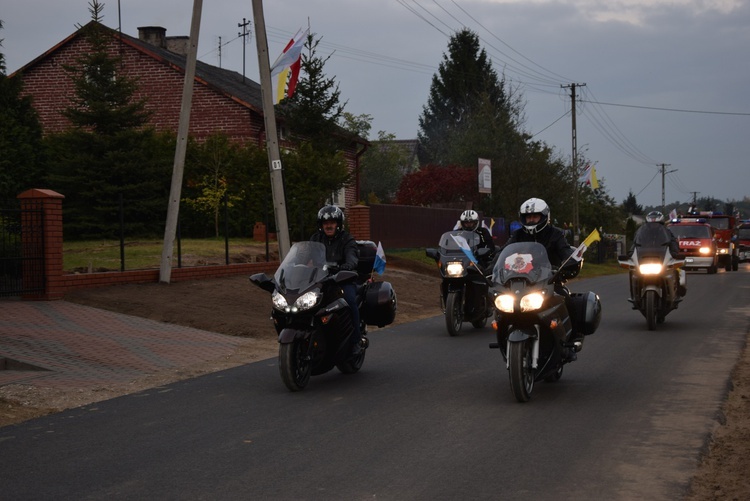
571;229;601;261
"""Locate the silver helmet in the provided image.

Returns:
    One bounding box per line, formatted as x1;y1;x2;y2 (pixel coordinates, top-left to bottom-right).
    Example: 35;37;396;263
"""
519;198;550;234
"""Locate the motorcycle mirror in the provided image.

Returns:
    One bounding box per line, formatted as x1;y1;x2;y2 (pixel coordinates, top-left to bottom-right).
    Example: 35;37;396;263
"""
249;273;276;293
425;248;438;261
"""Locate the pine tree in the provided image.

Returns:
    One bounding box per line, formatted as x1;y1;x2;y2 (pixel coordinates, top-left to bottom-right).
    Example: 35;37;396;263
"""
44;1;172;239
282;32;347;154
0;20;46;200
277;32;351;234
418;29;510;165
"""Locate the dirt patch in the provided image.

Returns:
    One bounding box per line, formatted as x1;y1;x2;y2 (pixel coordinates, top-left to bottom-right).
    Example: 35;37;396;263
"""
0;257;748;499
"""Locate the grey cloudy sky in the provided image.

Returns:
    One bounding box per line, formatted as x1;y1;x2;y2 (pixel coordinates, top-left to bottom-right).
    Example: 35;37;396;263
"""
4;0;749;208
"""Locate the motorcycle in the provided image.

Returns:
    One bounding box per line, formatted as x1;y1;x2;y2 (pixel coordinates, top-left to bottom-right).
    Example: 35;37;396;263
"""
249;240;397;391
425;230;495;336
618;224;685;330
489;242;601;402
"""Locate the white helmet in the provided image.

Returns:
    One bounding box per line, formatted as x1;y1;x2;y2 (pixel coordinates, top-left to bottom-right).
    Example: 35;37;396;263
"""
645;211;664;223
459;210;479;231
519;198;550;235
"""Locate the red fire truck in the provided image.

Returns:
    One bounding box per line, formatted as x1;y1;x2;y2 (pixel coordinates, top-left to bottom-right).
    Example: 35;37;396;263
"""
677;211;739;271
667;219;718;274
738;221;750;263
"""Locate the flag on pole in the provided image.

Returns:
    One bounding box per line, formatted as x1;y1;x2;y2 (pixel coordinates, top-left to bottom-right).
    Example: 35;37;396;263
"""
578;164;600;190
571;228;601;261
271;27;309;104
373;241;387;275
668;209;678;221
450;234;478;265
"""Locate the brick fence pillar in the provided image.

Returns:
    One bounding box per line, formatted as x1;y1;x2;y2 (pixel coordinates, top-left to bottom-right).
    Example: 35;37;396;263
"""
347;204;371;241
18;189;65;300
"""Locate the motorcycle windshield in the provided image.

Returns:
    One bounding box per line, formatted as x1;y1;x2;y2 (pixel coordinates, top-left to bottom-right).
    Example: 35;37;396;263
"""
437;230;481;259
274;241;328;292
634;224;670;257
492;242;552;285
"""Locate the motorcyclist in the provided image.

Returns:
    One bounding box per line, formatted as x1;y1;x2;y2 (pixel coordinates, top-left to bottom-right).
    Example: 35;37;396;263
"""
310;205;363;357
458;209;496;272
630;210;686;297
505;198;578;272
504;197;581;360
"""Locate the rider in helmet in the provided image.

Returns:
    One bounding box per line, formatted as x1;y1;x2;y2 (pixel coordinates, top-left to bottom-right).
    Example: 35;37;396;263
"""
310;205;363;357
458;209;496;271
631;210;686;296
506;198;577;269
505;198;580;360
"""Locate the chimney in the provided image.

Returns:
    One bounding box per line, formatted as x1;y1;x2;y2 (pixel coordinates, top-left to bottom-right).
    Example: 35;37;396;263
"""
138;26;167;49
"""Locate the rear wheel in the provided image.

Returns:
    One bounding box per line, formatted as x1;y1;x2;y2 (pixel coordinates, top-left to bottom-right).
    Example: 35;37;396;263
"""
279;341;311;391
732;256;739;271
708;264;717;274
645;290;657;331
508;340;534;402
445;291;463;336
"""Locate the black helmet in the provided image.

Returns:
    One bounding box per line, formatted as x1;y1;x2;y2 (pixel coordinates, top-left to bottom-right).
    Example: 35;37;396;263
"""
519;198;550;235
459;210;479;231
646;211;664;223
317;205;344;233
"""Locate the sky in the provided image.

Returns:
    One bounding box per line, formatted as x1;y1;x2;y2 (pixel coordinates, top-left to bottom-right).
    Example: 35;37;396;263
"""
3;0;749;209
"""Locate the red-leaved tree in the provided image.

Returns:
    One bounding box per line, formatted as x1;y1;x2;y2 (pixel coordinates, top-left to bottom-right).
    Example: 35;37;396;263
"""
395;165;478;206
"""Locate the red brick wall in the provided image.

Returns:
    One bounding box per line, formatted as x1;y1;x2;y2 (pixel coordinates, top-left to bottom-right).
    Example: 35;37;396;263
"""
20;36;265;142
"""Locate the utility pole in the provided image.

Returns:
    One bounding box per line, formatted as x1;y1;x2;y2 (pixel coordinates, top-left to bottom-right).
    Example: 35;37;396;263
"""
562;82;586;243
238;18;251;83
159;0;202;283
252;0;291;260
658;163;675;213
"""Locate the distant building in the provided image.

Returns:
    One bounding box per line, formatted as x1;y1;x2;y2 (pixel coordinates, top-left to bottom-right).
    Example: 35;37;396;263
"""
13;22;367;207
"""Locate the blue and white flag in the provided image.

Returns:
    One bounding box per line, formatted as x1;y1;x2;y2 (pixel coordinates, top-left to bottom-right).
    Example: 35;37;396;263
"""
450;234;478;265
373;241;387;275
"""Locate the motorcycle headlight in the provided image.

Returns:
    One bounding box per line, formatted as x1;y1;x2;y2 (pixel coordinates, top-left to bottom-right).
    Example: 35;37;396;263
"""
294;291;321;311
520;292;544;312
639;263;663;275
445;261;464;277
699;247;711;255
717;248;728;255
272;291;288;311
495;294;515;313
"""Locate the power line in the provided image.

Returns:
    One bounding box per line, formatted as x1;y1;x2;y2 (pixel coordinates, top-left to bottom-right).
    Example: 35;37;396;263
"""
579;99;750;116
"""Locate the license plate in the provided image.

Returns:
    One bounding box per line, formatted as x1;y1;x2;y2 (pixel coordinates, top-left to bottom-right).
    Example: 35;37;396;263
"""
685;258;694;263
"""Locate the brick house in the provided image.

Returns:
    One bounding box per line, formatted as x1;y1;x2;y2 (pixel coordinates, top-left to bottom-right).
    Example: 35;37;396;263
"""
13;21;367;208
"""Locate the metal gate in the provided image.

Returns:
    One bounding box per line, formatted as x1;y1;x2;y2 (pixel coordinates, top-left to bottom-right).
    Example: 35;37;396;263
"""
0;200;45;297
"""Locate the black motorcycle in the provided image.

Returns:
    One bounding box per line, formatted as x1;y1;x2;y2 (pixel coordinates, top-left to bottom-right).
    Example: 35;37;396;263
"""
489;242;601;402
250;240;396;391
426;230;494;336
618;225;685;330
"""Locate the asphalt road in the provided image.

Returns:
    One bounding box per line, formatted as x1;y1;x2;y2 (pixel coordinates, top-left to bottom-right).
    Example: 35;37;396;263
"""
1;268;748;500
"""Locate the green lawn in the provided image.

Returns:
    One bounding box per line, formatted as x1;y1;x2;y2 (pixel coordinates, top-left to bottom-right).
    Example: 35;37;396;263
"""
63;238;276;272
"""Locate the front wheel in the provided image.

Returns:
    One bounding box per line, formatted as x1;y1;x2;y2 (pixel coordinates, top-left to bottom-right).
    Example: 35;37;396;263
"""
645;290;657;331
279;341;312;391
508;340;534;402
445;291;463;336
